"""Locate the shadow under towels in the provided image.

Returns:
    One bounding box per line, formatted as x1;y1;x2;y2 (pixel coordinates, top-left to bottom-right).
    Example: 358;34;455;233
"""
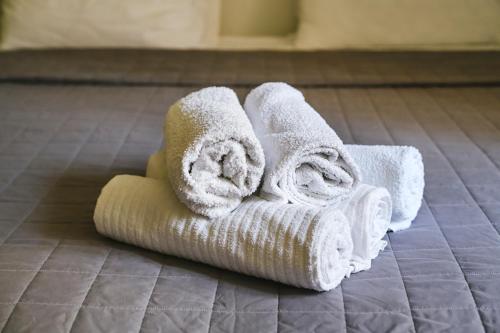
94;175;353;291
244;82;360;206
165;87;265;219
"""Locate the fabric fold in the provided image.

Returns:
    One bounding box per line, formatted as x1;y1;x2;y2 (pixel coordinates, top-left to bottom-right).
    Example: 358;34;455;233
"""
165;87;265;219
94;174;353;291
335;184;392;272
244;82;360;206
346;145;424;232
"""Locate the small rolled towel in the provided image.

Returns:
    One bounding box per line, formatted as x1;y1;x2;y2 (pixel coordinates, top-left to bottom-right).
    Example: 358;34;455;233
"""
346;145;424;232
334;184;392;272
94;175;353;291
244;82;360;206
165;87;265;219
148;150;390;274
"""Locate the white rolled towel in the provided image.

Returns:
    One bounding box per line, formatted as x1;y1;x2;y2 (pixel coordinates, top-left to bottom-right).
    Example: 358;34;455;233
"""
244;82;360;206
334;184;392;272
165;87;265;219
346;145;425;232
94;175;353;291
148;150;390;274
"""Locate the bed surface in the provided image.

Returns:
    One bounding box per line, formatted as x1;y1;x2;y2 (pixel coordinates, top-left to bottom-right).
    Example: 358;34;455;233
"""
1;50;500;332
2;49;500;86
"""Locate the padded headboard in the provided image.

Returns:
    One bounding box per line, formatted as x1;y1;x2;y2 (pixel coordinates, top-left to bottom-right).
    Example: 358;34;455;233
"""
220;0;297;36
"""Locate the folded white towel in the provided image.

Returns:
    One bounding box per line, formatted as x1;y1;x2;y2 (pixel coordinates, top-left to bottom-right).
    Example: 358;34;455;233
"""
334;184;392;272
346;145;424;232
244;82;360;206
165;87;265;219
94;175;353;291
148;150;390;274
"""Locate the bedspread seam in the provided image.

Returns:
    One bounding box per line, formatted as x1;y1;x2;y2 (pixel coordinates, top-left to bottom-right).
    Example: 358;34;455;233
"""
1;301;499;314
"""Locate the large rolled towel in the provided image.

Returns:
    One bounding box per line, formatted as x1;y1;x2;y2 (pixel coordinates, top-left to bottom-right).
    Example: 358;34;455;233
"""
94;175;353;291
346;145;424;232
148;150;390;274
334;184;392;272
244;82;360;206
165;87;265;219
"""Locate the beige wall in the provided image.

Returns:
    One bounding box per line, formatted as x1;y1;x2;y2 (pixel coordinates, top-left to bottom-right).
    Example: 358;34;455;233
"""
220;0;297;36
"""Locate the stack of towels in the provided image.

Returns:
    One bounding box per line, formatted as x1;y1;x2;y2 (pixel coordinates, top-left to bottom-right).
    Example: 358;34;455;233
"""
94;83;424;291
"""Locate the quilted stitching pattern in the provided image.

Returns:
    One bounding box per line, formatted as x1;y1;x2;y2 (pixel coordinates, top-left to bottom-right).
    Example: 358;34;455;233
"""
0;54;500;332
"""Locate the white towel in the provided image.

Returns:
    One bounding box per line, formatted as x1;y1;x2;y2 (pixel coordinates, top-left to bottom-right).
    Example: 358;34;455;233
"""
94;175;353;291
346;145;425;232
334;184;392;272
148;150;390;274
244;82;360;206
165;87;265;219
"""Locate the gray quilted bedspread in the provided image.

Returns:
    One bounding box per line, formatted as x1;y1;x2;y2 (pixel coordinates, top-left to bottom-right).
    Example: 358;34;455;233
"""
0;50;500;333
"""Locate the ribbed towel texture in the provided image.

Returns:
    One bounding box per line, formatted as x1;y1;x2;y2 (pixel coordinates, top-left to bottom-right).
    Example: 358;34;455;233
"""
94;175;353;291
148;150;391;274
165;87;265;219
244;82;360;206
346;145;424;232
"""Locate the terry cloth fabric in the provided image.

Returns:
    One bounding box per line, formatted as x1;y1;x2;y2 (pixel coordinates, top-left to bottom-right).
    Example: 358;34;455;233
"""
244;82;360;206
346;144;425;232
165;87;265;219
148;150;390;274
94;175;354;291
334;184;392;272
